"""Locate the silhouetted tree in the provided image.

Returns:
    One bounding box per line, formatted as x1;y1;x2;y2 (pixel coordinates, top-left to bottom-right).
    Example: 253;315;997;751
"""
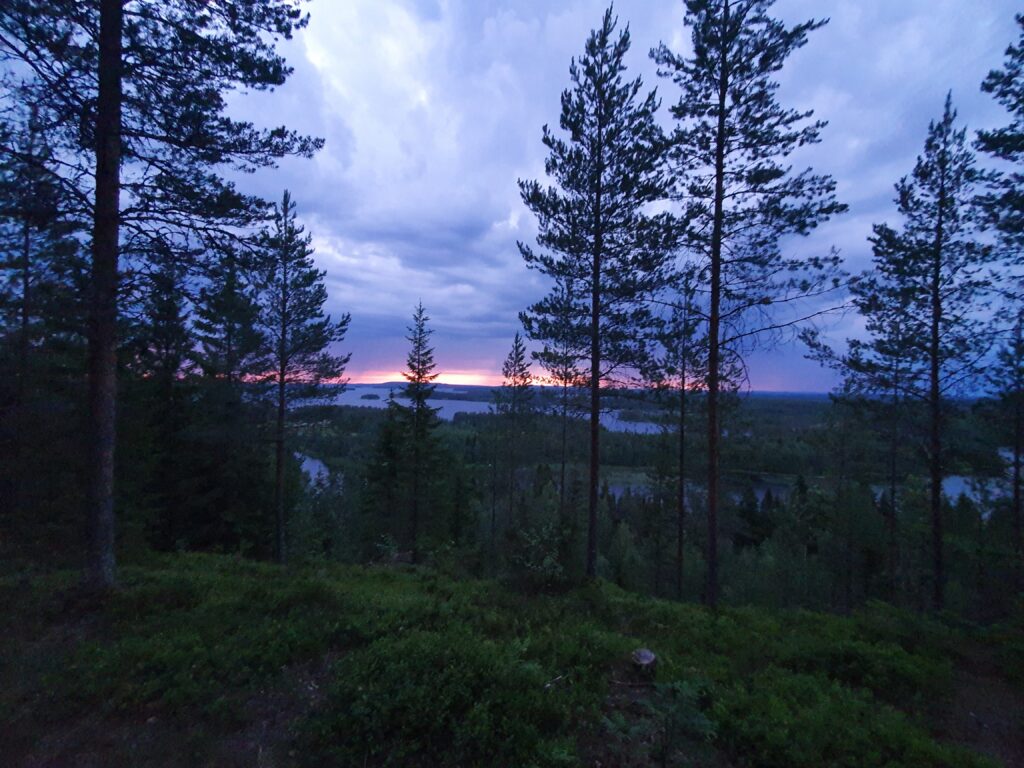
495;332;533;526
873;96;990;609
396;302;440;563
652;0;846;606
259;190;350;564
519;7;675;578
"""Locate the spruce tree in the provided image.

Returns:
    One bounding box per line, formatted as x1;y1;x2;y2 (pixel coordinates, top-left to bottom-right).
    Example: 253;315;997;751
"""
0;102;82;525
646;267;706;600
519;7;676;579
0;0;322;588
987;313;1024;593
396;301;440;563
520;274;587;521
803;248;924;599
496;332;533;527
128;244;196;549
194;242;267;386
259;190;350;564
652;0;846;606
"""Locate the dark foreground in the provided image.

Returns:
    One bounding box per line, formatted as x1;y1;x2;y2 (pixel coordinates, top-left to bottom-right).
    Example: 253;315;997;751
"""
2;553;1022;767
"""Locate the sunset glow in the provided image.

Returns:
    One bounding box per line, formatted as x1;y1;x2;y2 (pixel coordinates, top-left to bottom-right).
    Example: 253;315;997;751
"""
347;369;502;387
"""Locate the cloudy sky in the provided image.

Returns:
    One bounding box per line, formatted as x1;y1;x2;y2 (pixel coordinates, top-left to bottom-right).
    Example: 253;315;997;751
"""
237;0;1019;390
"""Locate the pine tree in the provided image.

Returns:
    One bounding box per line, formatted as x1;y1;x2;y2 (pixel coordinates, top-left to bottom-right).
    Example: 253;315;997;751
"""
396;302;440;563
519;7;676;579
259;190;350;564
840;96;989;610
977;14;1024;250
0;0;322;588
652;0;846;606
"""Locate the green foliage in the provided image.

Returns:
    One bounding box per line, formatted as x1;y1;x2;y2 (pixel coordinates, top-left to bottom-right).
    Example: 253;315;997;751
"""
302;628;575;768
715;668;992;768
507;520;573;593
0;552;1014;767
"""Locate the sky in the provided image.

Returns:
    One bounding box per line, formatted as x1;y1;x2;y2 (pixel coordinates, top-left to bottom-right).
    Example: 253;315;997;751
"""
235;0;1020;390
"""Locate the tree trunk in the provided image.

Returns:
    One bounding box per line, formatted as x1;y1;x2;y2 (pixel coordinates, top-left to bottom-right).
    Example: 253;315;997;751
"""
18;218;30;405
1014;393;1022;594
411;427;420;565
928;160;947;612
274;250;289;565
705;0;730;609
274;366;286;564
490;429;498;552
676;380;686;600
887;432;899;600
85;0;123;591
559;382;568;521
586;132;604;581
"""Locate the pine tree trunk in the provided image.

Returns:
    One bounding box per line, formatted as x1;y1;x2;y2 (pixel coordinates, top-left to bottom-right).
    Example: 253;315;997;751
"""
1014;394;1022;594
411;428;420;565
587;136;604;581
490;431;498;551
85;0;123;591
559;383;568;521
18;219;30;405
705;0;730;609
274;365;286;564
507;414;517;527
887;375;900;601
274;253;289;565
888;432;899;600
676;381;686;600
928;167;946;612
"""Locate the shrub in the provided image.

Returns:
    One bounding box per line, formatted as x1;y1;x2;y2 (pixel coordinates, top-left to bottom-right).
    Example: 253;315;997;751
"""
301;628;577;767
714;667;994;768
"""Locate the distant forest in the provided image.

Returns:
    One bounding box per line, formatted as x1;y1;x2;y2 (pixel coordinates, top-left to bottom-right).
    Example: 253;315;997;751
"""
3;0;1024;620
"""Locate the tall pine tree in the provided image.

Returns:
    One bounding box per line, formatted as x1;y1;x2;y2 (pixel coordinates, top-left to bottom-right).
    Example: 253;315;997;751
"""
519;7;675;579
652;0;846;606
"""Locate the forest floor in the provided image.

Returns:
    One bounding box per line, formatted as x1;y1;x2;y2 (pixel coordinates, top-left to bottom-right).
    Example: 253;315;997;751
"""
1;552;1022;767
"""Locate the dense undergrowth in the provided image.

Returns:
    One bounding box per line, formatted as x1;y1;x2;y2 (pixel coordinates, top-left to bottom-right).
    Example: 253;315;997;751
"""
1;553;1020;767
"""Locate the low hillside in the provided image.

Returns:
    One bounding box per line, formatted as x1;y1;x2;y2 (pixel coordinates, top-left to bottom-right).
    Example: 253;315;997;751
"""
2;554;1022;767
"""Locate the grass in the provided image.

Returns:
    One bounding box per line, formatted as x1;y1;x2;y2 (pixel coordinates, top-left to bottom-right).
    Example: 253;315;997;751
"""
0;552;1010;767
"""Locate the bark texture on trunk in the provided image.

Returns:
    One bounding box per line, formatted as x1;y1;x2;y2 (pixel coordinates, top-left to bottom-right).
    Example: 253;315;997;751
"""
85;0;123;591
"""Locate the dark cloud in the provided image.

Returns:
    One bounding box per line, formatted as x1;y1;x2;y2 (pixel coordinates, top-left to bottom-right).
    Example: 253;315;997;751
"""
226;0;1020;386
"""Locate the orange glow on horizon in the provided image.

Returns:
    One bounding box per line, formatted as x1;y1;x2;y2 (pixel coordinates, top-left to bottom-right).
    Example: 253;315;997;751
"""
348;369;503;387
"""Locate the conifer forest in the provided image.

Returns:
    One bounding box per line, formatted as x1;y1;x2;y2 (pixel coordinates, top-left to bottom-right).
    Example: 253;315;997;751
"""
3;2;1024;766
